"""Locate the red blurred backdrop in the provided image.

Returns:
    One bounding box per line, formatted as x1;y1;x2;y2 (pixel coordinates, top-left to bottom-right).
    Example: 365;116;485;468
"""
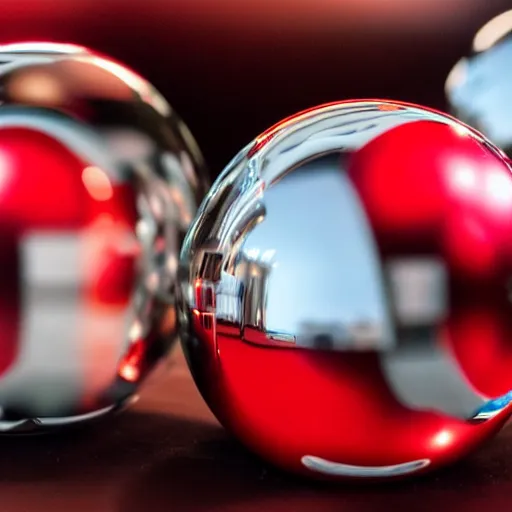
0;0;510;176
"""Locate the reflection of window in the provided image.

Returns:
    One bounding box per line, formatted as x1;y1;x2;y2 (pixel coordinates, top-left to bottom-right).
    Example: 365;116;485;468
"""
22;233;82;289
386;258;447;327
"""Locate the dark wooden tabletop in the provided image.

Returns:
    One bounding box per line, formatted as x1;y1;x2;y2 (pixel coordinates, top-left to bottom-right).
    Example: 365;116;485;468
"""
2;346;511;512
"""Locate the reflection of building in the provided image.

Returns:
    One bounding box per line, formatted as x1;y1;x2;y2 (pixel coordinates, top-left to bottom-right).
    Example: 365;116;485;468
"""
236;255;272;331
193;247;392;350
193;248;279;343
349;321;385;349
297;320;385;350
216;272;243;324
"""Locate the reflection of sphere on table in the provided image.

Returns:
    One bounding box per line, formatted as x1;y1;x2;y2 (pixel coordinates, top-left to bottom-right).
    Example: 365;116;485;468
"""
446;10;512;157
0;42;208;432
179;100;512;480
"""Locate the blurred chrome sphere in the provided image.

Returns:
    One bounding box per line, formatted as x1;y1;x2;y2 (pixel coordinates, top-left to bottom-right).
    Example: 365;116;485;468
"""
446;10;512;156
0;42;208;432
179;100;512;480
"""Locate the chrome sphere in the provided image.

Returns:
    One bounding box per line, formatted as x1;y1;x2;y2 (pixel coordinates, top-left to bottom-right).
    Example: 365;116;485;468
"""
446;10;512;156
179;100;512;480
0;42;208;432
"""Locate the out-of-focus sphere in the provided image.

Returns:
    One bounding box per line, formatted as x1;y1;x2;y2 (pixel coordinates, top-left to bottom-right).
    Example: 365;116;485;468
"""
0;42;208;432
179;100;512;480
446;10;512;156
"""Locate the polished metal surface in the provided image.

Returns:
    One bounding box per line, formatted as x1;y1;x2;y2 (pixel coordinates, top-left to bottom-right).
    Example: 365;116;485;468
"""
0;41;208;432
179;100;512;479
446;9;512;156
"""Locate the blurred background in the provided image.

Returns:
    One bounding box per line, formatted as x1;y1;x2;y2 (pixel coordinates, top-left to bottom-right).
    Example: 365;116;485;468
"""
2;0;510;178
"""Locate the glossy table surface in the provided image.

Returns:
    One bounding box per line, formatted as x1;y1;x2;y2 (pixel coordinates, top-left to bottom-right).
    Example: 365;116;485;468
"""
2;345;511;512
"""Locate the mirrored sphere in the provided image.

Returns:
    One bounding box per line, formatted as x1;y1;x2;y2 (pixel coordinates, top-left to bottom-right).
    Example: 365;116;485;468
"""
446;9;512;156
0;41;208;432
179;100;512;480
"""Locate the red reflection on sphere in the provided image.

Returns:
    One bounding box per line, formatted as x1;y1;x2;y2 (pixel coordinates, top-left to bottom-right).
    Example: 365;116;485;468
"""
187;331;508;479
0;127;138;402
349;120;512;399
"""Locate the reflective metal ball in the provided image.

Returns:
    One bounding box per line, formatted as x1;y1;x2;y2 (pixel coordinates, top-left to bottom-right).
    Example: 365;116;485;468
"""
0;42;208;432
446;9;512;156
179;100;512;480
